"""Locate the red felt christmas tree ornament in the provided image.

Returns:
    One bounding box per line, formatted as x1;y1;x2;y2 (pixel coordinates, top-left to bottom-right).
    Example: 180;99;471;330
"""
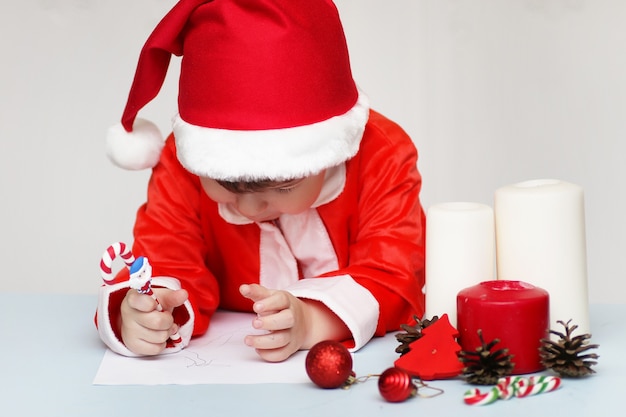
394;313;464;380
305;340;355;389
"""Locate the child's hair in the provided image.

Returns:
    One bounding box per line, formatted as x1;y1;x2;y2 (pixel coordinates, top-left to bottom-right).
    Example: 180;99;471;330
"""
216;179;292;194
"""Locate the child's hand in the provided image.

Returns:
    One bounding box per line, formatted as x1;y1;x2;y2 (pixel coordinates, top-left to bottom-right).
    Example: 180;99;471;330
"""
120;288;188;355
239;283;350;362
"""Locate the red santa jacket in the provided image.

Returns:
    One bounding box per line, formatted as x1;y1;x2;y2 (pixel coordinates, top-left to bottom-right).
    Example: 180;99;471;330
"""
97;110;426;356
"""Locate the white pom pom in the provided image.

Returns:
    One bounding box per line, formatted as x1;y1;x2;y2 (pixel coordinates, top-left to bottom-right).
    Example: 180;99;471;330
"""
106;118;165;170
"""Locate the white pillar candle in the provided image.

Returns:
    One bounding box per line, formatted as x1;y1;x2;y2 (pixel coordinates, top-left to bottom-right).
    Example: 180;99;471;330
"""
425;202;495;326
494;179;590;334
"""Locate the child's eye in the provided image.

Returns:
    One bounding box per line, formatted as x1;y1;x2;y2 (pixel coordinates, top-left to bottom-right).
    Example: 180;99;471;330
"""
277;185;297;193
272;178;303;194
276;186;296;193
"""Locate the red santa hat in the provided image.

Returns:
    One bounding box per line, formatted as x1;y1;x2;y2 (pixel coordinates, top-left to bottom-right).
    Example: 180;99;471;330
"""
106;0;369;181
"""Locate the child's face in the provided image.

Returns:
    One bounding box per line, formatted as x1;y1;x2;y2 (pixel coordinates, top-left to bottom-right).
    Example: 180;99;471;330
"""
199;171;326;223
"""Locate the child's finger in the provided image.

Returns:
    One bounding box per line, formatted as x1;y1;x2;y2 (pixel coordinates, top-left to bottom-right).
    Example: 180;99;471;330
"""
245;329;289;350
252;308;294;331
125;332;168;356
125;289;158;312
252;290;292;315
133;307;175;331
154;288;188;311
239;283;273;303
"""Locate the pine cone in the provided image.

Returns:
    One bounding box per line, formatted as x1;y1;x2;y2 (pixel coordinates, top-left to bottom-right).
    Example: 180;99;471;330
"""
457;329;515;385
395;314;439;355
539;319;599;377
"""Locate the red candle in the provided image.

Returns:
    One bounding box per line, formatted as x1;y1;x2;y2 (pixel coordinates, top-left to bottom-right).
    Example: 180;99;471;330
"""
457;280;549;374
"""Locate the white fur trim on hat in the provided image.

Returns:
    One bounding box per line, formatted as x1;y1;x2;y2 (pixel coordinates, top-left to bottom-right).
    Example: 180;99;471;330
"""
173;90;370;181
106;118;165;170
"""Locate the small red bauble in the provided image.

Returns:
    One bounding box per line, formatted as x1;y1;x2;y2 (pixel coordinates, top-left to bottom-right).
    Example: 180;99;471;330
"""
378;367;417;402
305;340;354;389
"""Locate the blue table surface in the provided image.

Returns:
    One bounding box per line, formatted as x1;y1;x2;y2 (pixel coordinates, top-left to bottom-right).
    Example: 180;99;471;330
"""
0;293;622;417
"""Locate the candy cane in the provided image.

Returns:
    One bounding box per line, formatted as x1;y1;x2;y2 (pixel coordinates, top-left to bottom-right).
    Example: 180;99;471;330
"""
99;242;182;346
464;376;562;406
496;376;526;400
463;387;500;406
100;242;135;283
528;375;561;391
515;376;561;398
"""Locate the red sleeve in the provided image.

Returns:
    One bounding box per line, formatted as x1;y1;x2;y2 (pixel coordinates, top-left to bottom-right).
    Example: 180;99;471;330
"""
131;134;220;337
321;110;426;335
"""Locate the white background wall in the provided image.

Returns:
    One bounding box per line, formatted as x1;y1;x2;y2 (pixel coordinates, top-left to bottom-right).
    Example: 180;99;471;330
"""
1;0;624;303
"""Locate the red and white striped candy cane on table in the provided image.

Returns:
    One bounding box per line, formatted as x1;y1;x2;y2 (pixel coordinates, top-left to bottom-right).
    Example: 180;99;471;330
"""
100;242;182;346
463;376;562;406
463;387;501;406
514;376;562;398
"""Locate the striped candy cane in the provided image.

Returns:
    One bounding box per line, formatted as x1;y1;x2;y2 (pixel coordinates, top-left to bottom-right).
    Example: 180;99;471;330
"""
515;376;561;398
463;387;500;406
100;242;135;283
100;242;182;346
495;376;527;400
464;376;562;406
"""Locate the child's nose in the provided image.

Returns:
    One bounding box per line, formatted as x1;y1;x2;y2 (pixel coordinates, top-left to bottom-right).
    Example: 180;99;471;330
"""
234;193;268;218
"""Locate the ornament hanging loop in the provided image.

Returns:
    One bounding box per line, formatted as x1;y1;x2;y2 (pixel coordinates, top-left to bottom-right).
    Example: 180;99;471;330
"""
342;373;379;389
413;378;444;398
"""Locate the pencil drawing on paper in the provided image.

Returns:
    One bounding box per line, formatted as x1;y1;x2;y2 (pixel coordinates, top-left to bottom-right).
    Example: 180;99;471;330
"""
184;351;210;368
180;324;254;369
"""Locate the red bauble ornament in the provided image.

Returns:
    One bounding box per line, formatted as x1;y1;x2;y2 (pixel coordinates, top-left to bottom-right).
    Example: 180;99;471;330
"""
378;367;417;402
305;340;354;389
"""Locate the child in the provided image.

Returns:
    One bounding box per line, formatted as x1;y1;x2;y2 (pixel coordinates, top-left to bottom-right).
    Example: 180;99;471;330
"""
97;0;426;362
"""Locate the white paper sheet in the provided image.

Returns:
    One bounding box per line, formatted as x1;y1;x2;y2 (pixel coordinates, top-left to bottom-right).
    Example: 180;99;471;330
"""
93;311;311;385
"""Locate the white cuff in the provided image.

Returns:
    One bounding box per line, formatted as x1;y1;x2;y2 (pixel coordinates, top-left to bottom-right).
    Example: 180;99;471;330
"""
286;275;379;351
97;277;195;357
